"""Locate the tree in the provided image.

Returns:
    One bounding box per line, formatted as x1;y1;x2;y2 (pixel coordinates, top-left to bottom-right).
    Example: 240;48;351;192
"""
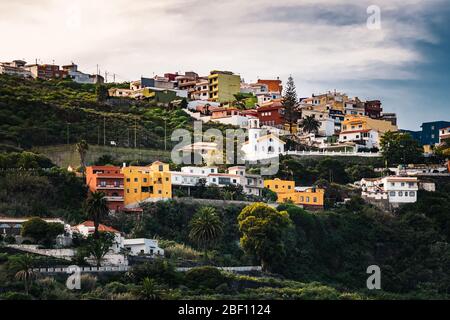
282;75;299;135
84;191;109;239
21;217;64;245
261;187;278;202
299;115;320;134
85;232;115;267
9;254;37;295
238;203;292;271
76;140;89;173
96;84;109;102
189;206;224;260
380;131;423;166
136;277;161;300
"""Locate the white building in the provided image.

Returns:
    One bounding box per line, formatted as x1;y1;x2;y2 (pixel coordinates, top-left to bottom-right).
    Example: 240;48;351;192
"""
339;129;379;149
192;79;209;100
0;60;32;78
227;166;264;196
123;238;164;257
439;126;450;144
171;166;218;186
241;118;285;160
360;176;418;210
62;63;104;84
72;221;123;253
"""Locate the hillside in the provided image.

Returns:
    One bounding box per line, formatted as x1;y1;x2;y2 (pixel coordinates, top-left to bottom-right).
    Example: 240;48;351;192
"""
0;74;231;151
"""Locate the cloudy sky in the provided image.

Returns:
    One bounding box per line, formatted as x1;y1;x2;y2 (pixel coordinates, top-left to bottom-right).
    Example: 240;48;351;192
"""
1;0;449;129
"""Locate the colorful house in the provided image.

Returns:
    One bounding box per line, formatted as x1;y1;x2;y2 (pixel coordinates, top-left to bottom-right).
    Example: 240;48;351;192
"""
85;166;125;212
264;178;325;209
208;70;241;103
121;161;172;206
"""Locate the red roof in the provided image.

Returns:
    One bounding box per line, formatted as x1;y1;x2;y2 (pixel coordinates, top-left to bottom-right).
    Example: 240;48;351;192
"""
75;221;119;233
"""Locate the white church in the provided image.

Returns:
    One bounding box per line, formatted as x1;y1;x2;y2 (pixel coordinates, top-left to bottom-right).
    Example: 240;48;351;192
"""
241;117;285;161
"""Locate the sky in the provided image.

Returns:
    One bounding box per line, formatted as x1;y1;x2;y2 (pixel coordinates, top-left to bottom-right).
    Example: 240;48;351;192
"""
0;0;449;130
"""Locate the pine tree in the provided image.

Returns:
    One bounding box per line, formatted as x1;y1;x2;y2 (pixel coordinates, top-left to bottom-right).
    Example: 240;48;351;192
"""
282;75;299;135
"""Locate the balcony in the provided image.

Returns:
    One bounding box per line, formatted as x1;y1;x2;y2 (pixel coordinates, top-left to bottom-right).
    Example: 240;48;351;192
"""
97;184;124;190
104;196;124;202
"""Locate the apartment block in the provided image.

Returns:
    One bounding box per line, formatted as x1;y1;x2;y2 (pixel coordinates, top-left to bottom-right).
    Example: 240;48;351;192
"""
208;70;241;103
85;166;125;212
122;161;172;206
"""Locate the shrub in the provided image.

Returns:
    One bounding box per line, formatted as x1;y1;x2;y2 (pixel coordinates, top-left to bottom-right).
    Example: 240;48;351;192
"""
80;274;97;292
185;266;228;290
4;235;16;244
128;259;181;286
162;241;201;260
0;291;32;300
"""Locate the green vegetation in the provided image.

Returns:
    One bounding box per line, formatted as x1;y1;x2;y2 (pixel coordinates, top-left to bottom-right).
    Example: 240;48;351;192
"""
380;131;423;165
21;217;64;246
0;74;229;151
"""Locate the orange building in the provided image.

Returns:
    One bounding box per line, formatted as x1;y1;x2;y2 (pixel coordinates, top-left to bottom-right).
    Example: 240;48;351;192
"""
85;166;125;212
257;79;283;94
264;178;325;209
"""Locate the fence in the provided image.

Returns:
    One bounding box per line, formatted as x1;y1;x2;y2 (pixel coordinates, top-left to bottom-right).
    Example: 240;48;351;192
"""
33;265;262;274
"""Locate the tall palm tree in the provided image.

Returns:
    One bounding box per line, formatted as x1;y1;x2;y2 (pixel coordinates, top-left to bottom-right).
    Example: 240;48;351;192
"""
189;206;223;261
76;140;89;174
300;115;320;134
11;254;37;295
84;191;109;239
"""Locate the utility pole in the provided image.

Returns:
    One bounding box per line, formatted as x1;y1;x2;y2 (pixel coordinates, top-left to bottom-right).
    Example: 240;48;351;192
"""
105;71;108;83
103;117;106;146
97;125;100;145
164;117;167;151
134;119;137;149
67;123;70;145
113;73;116;83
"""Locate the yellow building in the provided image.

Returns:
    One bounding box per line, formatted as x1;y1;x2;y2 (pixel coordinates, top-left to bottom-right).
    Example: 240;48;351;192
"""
341;115;397;134
122;161;172;205
264;178;325;208
208;70;241;103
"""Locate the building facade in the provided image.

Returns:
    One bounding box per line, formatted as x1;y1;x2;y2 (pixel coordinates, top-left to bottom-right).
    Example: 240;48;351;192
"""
122;161;172;206
264;178;325;208
85;166;125;212
208;70;241;103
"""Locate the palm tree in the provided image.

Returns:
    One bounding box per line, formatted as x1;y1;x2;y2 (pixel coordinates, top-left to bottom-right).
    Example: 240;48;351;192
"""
76;140;89;174
300;115;320;134
10;254;37;295
189;206;223;261
137;277;161;300
84;191;109;239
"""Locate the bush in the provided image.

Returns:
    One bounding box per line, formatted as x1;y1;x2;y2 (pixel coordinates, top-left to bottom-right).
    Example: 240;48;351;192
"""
160;240;201;260
80;274;97;292
185;266;228;290
128;259;181;286
0;291;32;300
4;235;16;244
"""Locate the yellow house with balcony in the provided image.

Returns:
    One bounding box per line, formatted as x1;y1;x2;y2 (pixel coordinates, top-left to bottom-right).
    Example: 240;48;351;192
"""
341;115;397;134
208;70;241;103
122;161;172;205
264;178;325;208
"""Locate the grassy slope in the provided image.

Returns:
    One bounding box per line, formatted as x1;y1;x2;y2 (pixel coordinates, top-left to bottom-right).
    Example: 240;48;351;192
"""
32;144;171;168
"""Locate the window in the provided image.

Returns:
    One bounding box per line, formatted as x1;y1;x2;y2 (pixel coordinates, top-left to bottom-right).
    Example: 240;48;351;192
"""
143;178;147;183
409;191;415;197
391;182;395;187
134;178;138;182
306;196;310;202
127;189;130;193
134;189;137;193
389;191;395;196
401;182;405;187
100;181;106;187
398;191;403;196
126;178;130;182
313;197;317;203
